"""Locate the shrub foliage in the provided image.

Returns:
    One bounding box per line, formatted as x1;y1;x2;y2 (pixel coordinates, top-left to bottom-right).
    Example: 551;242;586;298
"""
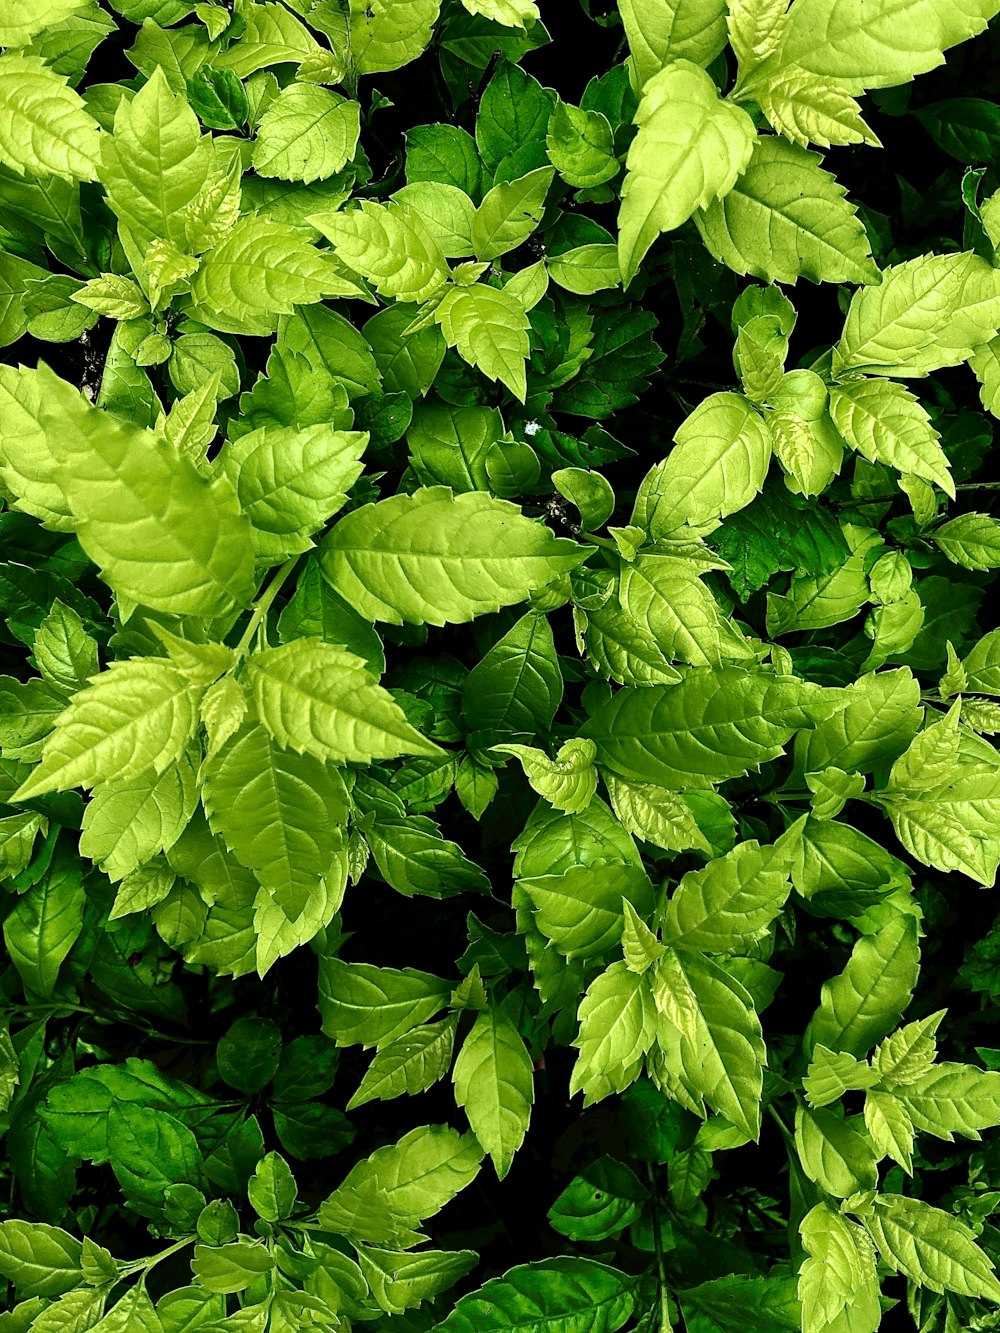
5;1;1000;1331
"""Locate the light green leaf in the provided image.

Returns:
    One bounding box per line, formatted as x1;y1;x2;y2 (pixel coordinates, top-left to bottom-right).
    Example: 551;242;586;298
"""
433;283;531;401
493;739;599;815
32;599;99;695
619;0;728;89
755;69;879;148
0;0;90;46
348;1016;458;1110
319;487;587;626
13;659;201;801
867;1193;1000;1300
756;0;1000;93
192;216;357;329
319;1124;482;1248
618;60;756;285
349;0;441;75
453;1003;534;1178
570;961;657;1104
3;866;85;999
834;251;1000;377
803;1045;879;1108
546;103;618;190
662;948;767;1139
245;638;441;765
694;136;878;285
218;424;368;561
431;1257;634;1333
805;910;921;1057
618;552;753;667
202;723;349;898
459;0;538;26
79;757;198;881
214;1;344;78
472;167;553;262
864;1089;914;1170
630;392;771;534
873;1011;942;1086
932;512;1000;569
897;1062;1000;1140
603;775;712;853
795;667;922;775
799;1203;879;1333
252;84;360;183
520;860;656;960
621;898;665;973
583;666;836;789
99;67;224;251
393;181;477;259
318;958;452;1048
0;1221;83;1299
0;54;100;181
794;1103;879;1196
309;200;448;302
664;839;791;953
828;379;954;496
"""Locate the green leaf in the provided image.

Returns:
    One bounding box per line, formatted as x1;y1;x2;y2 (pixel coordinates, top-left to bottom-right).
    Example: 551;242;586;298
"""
319;1124;482;1248
617;552;754;667
630;392;771;534
618;0;728;89
472;166;553;261
873;1011;942;1086
430;1256;634;1333
349;0;440;75
828;379;954;496
754;0;1000;93
13;659;201;801
0;54;100;181
32;599;98;696
867;1193;1000;1300
319;487;587;626
805;910;921;1057
570;960;656;1104
107;1103;202;1207
452;1002;534;1178
548;1157;648;1241
366;814;491;897
604;775;712;853
663;840;791;953
245;638;441;764
679;1275;801;1333
459;0;538;26
358;1245;478;1316
348;1015;458;1109
864;1088;914;1170
0;1221;83;1299
191;1240;275;1295
318;957;452;1048
434;283;532;400
582;666;836;789
520;860;656;960
546;103;618;190
693;136;878;285
0;0;90;46
310;200;448;303
252;84;360;183
214;1;342;78
617;60;756;285
462;611;563;735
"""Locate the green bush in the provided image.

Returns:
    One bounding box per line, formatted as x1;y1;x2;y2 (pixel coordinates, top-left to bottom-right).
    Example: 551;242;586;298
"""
5;1;1000;1329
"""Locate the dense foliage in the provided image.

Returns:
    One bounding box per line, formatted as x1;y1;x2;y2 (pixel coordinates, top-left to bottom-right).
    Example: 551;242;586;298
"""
7;0;1000;1330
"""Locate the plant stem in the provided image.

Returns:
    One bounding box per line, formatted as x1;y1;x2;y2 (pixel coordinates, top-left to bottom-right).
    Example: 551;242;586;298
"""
647;1164;673;1332
234;557;300;660
119;1236;194;1278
